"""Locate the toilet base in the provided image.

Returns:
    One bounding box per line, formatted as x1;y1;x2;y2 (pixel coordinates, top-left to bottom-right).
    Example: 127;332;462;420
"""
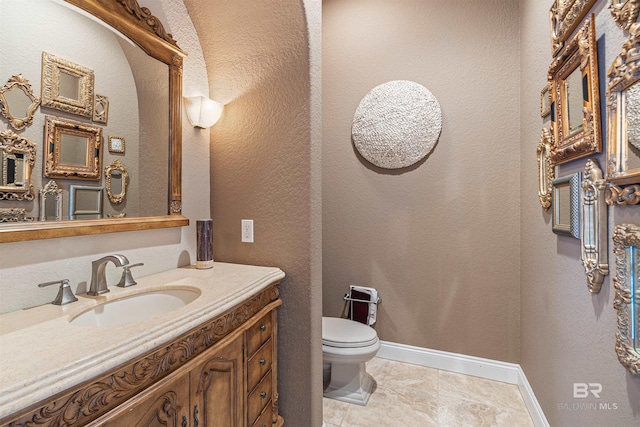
322;361;376;406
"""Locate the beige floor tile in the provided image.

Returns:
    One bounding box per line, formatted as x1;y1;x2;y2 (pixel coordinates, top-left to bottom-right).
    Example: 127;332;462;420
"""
438;393;534;427
323;397;350;426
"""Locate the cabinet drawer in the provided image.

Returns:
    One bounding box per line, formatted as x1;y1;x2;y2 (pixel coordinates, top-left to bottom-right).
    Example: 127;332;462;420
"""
248;372;272;425
248;338;272;391
247;312;273;356
251;404;274;427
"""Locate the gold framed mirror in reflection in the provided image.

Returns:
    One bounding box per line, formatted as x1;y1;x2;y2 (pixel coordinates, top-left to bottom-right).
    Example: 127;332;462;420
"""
0;74;40;130
0;0;188;242
44;116;101;180
613;224;640;376
606;23;640;205
41;51;95;118
548;15;601;165
0;130;36;202
105;159;128;204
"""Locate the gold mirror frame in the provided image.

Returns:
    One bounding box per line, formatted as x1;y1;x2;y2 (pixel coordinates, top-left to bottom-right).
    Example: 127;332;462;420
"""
537;128;554;209
93;94;109;124
613;224;640;376
0;208;30;223
0;74;41;130
606;23;640;205
44;116;102;180
548;15;601;165
581;159;608;293
0;130;36;201
540;83;551;118
609;0;640;31
0;0;187;243
105;159;128;204
550;0;597;57
41;52;95;118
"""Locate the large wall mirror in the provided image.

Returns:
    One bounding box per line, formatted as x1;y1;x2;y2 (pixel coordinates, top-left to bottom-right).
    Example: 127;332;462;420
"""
613;224;640;376
606;23;640;205
0;0;187;242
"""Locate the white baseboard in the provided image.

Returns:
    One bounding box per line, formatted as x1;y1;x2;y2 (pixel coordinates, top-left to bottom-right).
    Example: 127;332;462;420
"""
376;341;549;427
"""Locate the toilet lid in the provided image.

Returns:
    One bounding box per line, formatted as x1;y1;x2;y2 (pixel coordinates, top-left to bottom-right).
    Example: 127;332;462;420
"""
322;317;378;348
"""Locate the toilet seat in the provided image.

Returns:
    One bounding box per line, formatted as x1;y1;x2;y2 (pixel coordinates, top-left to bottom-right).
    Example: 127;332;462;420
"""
322;317;378;348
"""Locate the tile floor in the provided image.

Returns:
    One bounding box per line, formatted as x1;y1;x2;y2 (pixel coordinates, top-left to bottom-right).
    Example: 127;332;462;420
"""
323;357;535;427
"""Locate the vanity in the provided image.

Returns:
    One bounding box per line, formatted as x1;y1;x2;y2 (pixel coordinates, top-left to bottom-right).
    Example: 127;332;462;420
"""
0;262;286;427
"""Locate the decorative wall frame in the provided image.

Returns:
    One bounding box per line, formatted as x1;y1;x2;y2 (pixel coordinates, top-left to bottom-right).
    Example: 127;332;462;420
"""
581;159;608;293
550;0;597;57
537;129;555;210
0;74;40;130
548;15;601;165
606;23;640;205
609;0;640;31
39;180;63;221
44;116;102;180
69;185;103;220
552;172;582;239
93;94;109;124
105;159;128;204
108;136;125;154
612;223;640;376
41;51;94;118
0;130;36;201
540;83;551;118
0;208;30;222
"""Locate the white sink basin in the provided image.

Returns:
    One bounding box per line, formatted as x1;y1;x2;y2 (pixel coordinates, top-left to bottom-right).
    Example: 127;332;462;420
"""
70;288;200;327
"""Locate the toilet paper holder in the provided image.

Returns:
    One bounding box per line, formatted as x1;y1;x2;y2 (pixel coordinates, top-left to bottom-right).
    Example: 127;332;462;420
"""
343;293;382;305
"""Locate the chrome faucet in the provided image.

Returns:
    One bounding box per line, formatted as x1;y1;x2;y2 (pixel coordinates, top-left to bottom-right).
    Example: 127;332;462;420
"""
88;254;129;296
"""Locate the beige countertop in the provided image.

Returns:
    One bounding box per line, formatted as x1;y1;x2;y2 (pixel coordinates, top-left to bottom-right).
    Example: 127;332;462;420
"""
0;262;284;418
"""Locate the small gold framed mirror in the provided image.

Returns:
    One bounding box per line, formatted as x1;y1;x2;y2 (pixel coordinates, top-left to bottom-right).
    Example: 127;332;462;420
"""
41;51;94;118
93;94;109;124
0;74;40;130
537;128;554;209
609;0;640;31
606;23;640;205
550;0;597;57
44;116;102;180
548;15;601;165
0;130;36;201
105;159;128;204
540;83;551;118
613;223;640;376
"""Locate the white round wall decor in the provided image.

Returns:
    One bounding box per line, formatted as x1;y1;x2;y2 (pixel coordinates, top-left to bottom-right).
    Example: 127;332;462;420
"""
352;80;442;169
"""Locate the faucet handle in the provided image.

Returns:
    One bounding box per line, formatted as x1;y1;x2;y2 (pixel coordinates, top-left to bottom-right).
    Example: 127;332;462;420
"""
38;279;78;305
116;263;144;288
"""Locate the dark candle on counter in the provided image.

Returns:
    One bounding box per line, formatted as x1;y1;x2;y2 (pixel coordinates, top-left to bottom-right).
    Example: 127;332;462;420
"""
196;219;214;269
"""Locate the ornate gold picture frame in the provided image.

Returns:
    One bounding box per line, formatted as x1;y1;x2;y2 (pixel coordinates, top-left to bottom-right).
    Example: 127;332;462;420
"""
609;0;640;31
612;224;640;376
0;74;40;130
93;94;109;124
537;128;554;210
550;0;597;57
105;159;128;204
44;116;102;180
581;159;608;293
0;130;36;201
108;136;125;154
540;83;551;118
41;52;94;118
548;15;601;165
606;23;640;205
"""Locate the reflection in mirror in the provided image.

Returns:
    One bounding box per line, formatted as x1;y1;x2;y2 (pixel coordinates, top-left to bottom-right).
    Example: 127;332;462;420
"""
39;180;63;221
552;172;581;238
565;66;584;135
44;116;101;180
0;74;40;130
613;224;640;375
0;208;29;222
0;0;187;242
105;159;128;204
58;71;80;101
606;23;640;205
0;130;35;201
41;51;94;117
69;185;102;220
93;94;108;124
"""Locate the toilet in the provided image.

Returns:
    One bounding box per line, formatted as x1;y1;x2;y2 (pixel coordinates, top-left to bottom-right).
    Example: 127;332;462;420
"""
322;316;380;406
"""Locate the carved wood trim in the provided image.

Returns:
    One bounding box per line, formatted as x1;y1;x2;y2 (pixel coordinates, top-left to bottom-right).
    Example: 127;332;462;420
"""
1;284;281;427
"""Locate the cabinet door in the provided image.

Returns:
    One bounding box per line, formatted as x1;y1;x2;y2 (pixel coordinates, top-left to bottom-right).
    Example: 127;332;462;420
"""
89;371;190;427
190;335;244;427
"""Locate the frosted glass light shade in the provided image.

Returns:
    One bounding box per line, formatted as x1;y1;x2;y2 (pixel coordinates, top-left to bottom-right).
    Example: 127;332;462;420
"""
184;96;223;128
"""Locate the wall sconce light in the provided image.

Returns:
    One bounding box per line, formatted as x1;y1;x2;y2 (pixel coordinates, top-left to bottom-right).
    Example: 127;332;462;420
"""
184;96;224;128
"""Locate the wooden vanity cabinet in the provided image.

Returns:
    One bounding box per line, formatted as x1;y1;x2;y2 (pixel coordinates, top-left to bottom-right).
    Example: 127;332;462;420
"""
1;284;283;427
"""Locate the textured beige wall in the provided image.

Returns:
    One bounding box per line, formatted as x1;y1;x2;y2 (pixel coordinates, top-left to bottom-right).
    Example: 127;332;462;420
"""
520;1;640;425
183;0;323;425
323;0;521;362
